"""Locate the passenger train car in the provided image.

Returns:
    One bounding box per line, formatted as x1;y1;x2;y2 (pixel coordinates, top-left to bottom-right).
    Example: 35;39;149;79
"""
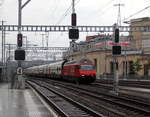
25;59;96;84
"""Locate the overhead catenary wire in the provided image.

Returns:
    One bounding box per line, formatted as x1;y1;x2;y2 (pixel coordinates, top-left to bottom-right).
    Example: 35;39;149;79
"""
97;0;115;16
0;0;5;22
124;5;150;21
55;0;81;45
56;0;81;25
144;0;150;12
88;0;116;24
49;0;59;20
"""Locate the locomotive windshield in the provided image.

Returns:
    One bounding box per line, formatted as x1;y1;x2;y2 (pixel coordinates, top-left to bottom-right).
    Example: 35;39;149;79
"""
76;65;95;70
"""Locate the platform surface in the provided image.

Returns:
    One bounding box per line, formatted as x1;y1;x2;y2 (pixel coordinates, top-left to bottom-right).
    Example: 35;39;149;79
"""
0;83;55;117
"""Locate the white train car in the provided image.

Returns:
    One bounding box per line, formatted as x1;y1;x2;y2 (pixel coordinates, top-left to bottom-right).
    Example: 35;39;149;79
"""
25;61;64;79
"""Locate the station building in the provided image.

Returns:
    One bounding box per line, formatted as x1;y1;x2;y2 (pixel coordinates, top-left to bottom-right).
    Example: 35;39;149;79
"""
64;17;150;78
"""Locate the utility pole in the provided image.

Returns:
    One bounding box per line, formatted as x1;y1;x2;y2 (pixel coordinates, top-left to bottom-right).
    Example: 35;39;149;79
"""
1;20;7;81
46;32;49;60
18;0;31;32
114;3;124;26
16;0;31;89
46;32;49;49
71;0;76;52
112;3;124;94
1;21;4;66
1;21;4;81
72;0;75;14
124;46;127;79
41;34;45;48
69;0;79;52
112;24;121;95
3;32;9;82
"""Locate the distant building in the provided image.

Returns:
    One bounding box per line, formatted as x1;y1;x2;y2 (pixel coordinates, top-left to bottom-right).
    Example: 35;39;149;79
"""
129;17;150;52
64;17;150;78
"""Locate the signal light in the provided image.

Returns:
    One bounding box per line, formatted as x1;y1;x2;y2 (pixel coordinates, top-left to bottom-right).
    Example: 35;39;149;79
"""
71;13;77;26
17;33;23;47
15;49;25;60
115;28;119;43
112;45;121;55
69;28;79;39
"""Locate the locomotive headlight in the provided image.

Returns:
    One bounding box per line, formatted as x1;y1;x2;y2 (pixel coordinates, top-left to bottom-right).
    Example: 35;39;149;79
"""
81;75;85;77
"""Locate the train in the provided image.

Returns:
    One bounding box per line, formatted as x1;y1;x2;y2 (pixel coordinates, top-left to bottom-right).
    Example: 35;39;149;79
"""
25;58;96;84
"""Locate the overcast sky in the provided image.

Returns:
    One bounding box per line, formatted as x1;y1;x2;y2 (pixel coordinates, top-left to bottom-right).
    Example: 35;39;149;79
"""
0;0;150;47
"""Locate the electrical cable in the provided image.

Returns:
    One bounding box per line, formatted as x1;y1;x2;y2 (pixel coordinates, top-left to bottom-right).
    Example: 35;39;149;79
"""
144;0;150;13
124;5;150;21
56;0;81;25
0;0;5;19
97;0;115;15
55;0;81;44
48;0;60;24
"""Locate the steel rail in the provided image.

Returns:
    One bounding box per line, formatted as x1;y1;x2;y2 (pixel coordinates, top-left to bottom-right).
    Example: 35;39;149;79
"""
27;80;104;117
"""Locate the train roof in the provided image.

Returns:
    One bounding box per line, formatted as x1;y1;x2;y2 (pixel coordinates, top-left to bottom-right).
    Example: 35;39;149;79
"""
46;61;64;67
64;58;93;65
25;60;64;70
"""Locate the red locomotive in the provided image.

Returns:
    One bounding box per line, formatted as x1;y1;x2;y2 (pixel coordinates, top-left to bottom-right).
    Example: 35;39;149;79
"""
25;58;96;84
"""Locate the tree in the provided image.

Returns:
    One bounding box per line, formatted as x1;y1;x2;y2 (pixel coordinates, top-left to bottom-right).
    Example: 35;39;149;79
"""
130;60;142;75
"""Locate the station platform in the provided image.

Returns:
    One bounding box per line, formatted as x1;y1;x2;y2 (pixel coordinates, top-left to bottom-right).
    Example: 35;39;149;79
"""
0;83;56;117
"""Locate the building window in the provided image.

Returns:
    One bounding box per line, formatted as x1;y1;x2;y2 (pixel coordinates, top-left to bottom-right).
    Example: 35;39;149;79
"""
142;39;150;48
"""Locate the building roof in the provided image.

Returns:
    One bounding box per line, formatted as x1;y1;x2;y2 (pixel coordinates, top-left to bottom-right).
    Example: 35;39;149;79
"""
131;17;150;23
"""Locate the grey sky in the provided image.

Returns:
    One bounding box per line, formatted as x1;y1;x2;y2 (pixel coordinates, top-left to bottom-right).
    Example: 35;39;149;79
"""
0;0;150;47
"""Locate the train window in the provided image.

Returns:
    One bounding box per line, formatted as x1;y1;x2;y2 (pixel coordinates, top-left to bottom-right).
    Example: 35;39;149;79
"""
75;65;81;69
78;65;95;70
79;59;93;64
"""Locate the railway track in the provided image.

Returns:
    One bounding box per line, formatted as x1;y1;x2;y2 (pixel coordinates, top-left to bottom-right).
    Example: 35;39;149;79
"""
27;79;150;117
46;80;150;116
27;80;104;117
94;79;150;103
96;79;150;89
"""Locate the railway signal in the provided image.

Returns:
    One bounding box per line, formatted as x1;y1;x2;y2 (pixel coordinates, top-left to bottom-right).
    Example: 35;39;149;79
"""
113;28;121;55
71;13;77;26
15;33;26;60
17;33;23;47
15;49;25;60
69;1;79;40
115;28;119;43
112;45;121;55
69;28;79;39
